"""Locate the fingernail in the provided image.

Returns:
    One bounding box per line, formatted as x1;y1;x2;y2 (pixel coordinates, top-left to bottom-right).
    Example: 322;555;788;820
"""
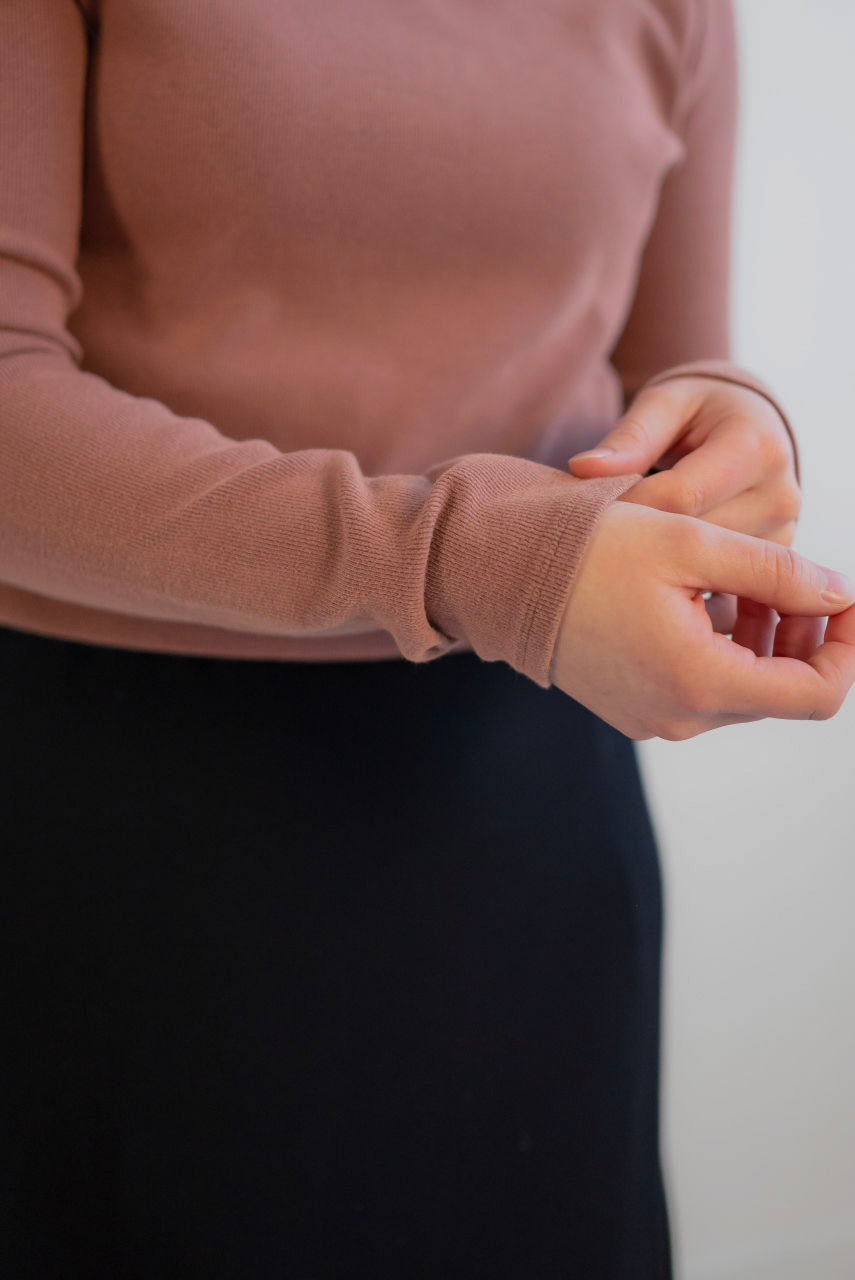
569;447;616;461
820;573;855;607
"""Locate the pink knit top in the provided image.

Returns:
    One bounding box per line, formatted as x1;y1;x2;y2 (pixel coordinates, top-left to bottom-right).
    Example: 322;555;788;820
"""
0;0;797;687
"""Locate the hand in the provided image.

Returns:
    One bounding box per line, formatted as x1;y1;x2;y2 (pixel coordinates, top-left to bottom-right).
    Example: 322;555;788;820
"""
565;375;804;653
551;502;855;741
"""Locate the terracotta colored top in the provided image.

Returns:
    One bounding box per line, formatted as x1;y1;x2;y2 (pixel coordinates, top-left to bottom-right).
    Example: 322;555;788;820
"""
0;0;797;687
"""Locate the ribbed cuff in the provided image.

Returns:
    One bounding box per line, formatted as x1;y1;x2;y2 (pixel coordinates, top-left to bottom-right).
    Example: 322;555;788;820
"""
422;453;641;689
520;471;642;688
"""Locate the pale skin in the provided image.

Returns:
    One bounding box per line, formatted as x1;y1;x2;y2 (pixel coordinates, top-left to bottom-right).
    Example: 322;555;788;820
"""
551;376;855;740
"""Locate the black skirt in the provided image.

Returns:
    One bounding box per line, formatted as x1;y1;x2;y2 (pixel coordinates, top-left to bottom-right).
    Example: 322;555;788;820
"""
0;622;671;1279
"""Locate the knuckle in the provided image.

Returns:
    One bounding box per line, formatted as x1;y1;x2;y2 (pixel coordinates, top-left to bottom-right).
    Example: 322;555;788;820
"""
777;543;799;581
736;419;765;458
615;415;652;452
760;540;807;593
654;717;699;742
627;727;655;742
769;520;799;548
651;716;679;740
775;435;797;472
768;481;802;526
759;424;788;465
754;412;793;467
781;482;803;521
668;480;706;517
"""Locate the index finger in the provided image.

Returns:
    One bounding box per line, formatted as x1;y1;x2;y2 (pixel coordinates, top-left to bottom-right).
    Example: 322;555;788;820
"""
623;421;765;518
708;601;855;721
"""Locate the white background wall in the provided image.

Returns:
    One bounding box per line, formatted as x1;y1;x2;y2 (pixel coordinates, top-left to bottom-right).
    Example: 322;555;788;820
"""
638;3;855;1277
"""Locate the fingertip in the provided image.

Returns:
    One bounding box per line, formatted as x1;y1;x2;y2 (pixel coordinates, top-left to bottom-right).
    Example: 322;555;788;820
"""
567;459;614;477
570;447;617;461
823;601;855;646
818;570;855;610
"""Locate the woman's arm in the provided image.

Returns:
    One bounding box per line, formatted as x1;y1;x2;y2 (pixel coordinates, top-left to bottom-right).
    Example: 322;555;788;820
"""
0;0;638;688
606;0;801;483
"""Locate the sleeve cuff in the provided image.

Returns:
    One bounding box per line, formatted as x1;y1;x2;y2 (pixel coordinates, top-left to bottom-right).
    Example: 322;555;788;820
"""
521;470;642;688
422;453;641;689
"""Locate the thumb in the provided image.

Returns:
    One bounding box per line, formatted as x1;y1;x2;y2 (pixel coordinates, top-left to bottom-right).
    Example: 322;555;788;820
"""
567;388;681;476
692;525;855;618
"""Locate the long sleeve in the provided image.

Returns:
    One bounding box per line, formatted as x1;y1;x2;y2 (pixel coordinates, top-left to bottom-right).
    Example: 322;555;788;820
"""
0;0;639;690
607;0;801;484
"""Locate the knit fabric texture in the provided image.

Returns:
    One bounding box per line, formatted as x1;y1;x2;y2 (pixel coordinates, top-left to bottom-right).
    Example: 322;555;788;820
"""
0;0;796;688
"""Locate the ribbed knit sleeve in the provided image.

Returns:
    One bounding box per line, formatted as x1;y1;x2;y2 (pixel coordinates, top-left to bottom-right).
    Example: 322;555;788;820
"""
608;0;801;486
0;0;639;690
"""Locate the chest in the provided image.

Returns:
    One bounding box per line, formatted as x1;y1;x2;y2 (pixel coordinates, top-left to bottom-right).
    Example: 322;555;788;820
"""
80;0;687;278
